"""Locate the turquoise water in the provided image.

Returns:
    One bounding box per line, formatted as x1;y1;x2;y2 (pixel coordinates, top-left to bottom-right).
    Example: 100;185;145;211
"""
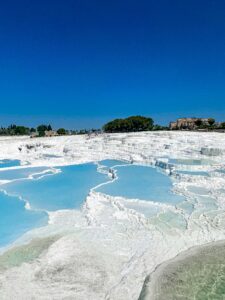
96;165;184;204
1;163;108;211
0;161;184;247
99;159;129;168
0;159;21;168
0;163;108;247
0;192;48;247
98;159;129;174
0;167;49;181
31;170;56;179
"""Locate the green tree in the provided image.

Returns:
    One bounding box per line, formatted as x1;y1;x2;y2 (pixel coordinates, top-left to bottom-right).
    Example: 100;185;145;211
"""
37;124;48;137
37;125;48;132
153;124;168;131
14;126;30;135
57;128;66;135
208;118;215;126
103;116;154;133
195;119;203;127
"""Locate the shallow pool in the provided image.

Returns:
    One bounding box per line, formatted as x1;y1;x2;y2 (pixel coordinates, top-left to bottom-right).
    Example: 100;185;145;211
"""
0;192;48;247
0;159;21;168
0;161;186;248
1;163;108;211
96;165;184;205
0;167;49;181
99;159;129;169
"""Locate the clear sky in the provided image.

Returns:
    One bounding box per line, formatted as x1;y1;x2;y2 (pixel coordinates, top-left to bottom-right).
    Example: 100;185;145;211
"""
0;0;225;129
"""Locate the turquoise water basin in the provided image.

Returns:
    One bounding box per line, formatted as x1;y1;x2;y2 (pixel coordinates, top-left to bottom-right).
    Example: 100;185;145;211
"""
0;192;48;247
2;163;108;211
0;167;49;181
0;159;21;168
96;165;184;205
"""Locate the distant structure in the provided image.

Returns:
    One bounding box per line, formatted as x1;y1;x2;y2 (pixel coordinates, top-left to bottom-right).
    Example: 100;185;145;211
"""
30;132;38;138
44;130;58;137
170;118;211;130
30;130;58;138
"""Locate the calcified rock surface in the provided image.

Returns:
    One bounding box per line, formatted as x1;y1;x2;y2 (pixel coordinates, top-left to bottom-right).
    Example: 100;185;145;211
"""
1;131;225;299
138;240;225;300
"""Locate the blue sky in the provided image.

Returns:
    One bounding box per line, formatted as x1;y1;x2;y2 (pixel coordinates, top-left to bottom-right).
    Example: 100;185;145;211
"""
0;0;225;129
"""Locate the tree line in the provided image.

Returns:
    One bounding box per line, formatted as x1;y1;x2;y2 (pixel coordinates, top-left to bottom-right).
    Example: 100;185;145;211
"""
2;116;224;136
194;118;225;129
0;116;168;136
0;124;101;136
0;124;66;136
0;124;34;136
103;116;168;133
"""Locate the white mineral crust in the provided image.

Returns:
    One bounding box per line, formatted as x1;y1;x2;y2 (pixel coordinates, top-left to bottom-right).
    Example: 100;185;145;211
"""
0;131;225;299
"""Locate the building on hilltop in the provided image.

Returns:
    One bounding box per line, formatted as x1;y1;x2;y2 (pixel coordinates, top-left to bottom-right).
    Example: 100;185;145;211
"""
30;130;59;138
169;118;211;130
44;130;58;137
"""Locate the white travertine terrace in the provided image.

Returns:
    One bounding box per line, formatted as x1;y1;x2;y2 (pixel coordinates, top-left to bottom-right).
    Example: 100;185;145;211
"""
0;131;225;299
